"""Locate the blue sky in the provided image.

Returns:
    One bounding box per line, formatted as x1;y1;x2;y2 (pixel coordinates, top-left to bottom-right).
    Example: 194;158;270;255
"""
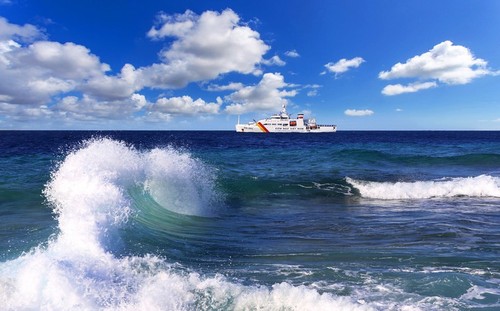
1;0;499;130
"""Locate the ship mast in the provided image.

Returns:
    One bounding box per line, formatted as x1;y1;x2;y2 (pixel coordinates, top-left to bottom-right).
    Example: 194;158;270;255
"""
280;103;289;118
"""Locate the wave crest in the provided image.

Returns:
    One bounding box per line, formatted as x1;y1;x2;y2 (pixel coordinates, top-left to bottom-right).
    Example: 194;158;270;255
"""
346;175;500;199
42;138;221;255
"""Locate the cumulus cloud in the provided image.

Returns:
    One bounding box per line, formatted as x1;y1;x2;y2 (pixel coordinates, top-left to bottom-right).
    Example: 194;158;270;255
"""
0;38;110;106
0;102;52;121
0;10;274;126
54;93;147;121
379;41;495;88
285;50;300;58
149;95;221;115
262;55;286;66
224;72;297;114
85;8;272;98
381;81;437;96
21;41;110;79
0;17;42;41
344;109;374;117
147;10;197;39
82;64;141;100
205;82;244;91
143;9;269;89
324;57;365;76
83;9;270;98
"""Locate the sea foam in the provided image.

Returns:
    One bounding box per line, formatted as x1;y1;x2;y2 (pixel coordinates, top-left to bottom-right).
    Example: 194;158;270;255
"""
0;138;370;311
347;175;500;199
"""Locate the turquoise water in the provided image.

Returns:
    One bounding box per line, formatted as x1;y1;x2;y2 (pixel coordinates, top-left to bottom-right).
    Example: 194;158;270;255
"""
1;131;499;310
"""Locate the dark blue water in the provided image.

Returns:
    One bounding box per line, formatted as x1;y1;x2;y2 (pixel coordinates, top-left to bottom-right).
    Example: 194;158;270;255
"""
1;131;499;310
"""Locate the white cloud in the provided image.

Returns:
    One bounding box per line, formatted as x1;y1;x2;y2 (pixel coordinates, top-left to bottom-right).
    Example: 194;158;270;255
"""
54;93;147;121
0;40;19;65
21;41;110;79
206;82;244;91
28;77;74;94
144;111;173;123
344;109;374;117
324;57;365;76
0;102;52;121
262;55;286;66
0;38;110;106
53;93;220;122
143;9;269;89
382;81;437;96
150;95;221;115
396;108;403;112
307;89;318;97
303;84;321;89
82;64;141;100
379;40;494;85
285;50;300;58
0;11;272;125
224;72;297;114
0;17;42;42
147;10;197;38
300;84;321;97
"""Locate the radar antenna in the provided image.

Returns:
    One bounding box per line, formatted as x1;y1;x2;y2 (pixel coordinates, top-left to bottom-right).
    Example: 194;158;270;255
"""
280;103;287;115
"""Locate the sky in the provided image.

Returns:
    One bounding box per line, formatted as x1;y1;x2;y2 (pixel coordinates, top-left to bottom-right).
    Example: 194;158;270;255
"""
0;0;499;130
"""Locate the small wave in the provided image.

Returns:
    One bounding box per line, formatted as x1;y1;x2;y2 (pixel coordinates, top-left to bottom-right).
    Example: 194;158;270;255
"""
346;175;500;199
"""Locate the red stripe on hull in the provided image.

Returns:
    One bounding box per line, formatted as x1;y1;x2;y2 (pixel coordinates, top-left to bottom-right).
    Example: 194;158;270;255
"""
257;122;270;133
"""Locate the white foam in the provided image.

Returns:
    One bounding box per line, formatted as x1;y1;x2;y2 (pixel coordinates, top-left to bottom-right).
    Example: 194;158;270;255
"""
346;175;500;199
0;249;373;311
0;138;371;311
460;284;500;301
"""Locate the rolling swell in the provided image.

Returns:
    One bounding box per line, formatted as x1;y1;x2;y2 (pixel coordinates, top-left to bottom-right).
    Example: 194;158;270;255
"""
222;176;354;205
333;149;500;167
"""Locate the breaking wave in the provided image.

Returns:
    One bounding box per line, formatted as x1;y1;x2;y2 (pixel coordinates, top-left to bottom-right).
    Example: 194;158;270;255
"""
347;175;500;199
0;138;370;311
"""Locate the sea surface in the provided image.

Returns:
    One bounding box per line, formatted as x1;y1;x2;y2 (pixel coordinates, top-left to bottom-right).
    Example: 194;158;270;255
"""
0;130;499;310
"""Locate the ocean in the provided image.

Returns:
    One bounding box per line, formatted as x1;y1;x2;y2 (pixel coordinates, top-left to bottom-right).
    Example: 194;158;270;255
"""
0;130;499;310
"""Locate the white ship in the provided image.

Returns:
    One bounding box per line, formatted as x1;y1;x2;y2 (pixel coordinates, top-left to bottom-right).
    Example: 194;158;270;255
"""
235;104;337;133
